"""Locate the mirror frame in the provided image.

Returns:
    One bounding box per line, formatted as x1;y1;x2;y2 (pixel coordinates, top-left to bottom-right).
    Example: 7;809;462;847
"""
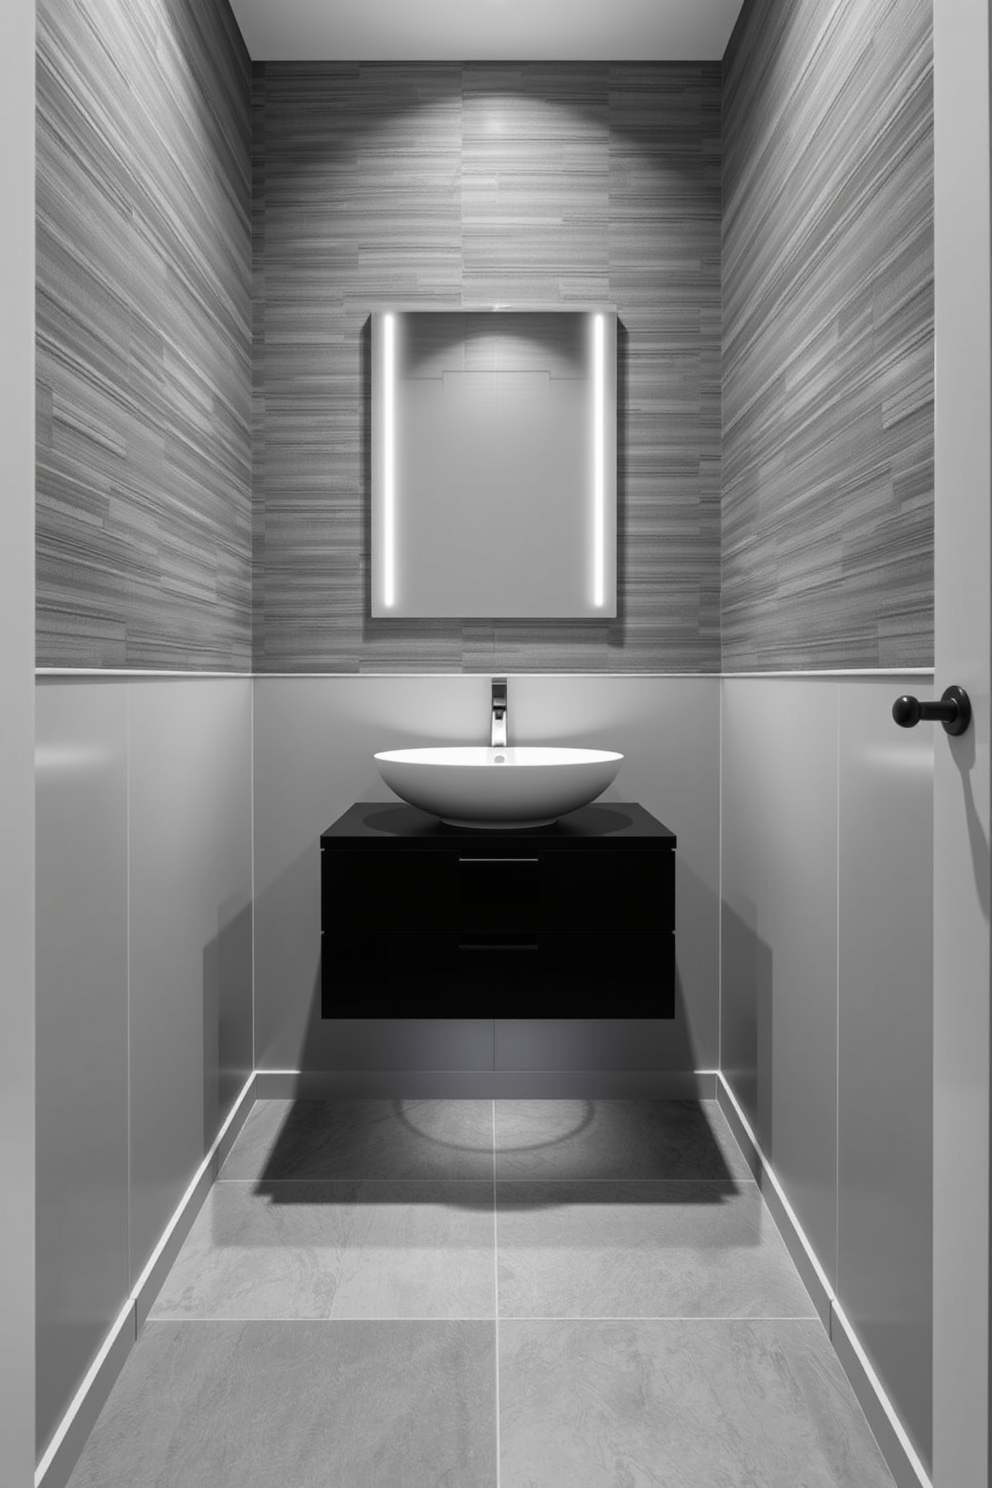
370;307;617;619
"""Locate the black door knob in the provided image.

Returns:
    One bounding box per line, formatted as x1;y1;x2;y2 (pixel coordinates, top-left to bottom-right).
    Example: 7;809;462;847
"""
892;685;971;736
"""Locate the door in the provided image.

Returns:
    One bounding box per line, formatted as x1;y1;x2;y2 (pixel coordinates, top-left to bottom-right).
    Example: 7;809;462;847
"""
932;0;992;1483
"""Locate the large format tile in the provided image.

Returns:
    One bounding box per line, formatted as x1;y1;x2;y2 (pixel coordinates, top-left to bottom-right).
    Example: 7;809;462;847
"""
220;1098;495;1180
721;678;841;1284
67;1320;497;1488
127;678;254;1289
36;680;130;1455
497;1181;816;1320
151;1180;495;1320
494;1100;750;1180
837;678;934;1462
499;1319;894;1487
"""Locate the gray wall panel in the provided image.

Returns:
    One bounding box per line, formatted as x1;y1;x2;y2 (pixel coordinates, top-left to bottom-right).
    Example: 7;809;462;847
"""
36;0;252;670
720;671;934;1463
1;1;35;1478
720;677;839;1282
251;63;722;673
837;679;933;1468
722;0;933;670
127;678;253;1286
252;674;718;1075
35;680;130;1457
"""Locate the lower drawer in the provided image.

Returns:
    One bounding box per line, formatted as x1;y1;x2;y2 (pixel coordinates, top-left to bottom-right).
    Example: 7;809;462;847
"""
320;931;674;1019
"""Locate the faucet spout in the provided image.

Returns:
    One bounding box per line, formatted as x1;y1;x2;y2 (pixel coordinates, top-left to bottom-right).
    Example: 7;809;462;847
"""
491;677;508;748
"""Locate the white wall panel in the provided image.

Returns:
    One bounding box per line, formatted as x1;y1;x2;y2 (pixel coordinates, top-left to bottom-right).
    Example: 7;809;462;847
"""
720;677;839;1282
1;0;35;1478
721;671;934;1466
127;678;253;1285
837;677;933;1468
252;675;719;1076
35;680;130;1457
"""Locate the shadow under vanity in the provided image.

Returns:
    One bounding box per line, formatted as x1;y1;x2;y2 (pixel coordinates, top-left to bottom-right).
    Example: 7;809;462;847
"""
320;801;675;1017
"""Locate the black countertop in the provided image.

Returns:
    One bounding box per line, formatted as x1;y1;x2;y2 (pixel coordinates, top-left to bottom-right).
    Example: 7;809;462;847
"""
321;801;676;850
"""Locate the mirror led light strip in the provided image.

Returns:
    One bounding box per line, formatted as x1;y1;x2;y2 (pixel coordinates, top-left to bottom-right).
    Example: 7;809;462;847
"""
593;312;605;608
382;312;395;608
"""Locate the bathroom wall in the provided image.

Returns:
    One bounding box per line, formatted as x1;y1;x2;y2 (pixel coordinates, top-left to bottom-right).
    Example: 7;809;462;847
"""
251;63;722;673
252;674;719;1088
36;0;253;669
33;0;256;1465
718;0;936;1468
35;675;253;1459
721;674;934;1469
721;0;933;670
2;0;36;1477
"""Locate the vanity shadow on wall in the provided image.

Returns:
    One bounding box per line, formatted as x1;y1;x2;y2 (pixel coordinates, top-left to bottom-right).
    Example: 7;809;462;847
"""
320;802;675;1017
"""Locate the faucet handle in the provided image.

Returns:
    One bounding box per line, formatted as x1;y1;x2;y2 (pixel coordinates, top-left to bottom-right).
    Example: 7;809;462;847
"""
491;677;508;747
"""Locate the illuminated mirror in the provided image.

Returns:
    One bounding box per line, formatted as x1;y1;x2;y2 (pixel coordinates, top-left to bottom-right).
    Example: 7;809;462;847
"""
371;308;617;618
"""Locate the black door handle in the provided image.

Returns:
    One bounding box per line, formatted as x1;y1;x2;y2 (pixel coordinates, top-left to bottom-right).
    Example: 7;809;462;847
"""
892;685;971;736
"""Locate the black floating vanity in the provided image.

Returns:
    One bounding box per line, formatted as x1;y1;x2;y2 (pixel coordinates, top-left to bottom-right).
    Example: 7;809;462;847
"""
320;801;676;1018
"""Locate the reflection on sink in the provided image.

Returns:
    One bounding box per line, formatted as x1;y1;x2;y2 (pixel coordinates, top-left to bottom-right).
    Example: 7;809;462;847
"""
374;745;623;828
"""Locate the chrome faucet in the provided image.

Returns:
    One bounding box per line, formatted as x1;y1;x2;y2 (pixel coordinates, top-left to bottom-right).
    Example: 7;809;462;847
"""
491;677;507;748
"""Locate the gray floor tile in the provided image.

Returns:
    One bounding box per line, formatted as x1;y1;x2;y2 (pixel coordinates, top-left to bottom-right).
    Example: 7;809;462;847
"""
496;1180;817;1320
67;1320;497;1488
494;1099;751;1180
150;1179;495;1320
220;1098;495;1180
499;1318;895;1487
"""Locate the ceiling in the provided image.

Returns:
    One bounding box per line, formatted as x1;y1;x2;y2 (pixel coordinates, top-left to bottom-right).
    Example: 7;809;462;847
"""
229;0;745;62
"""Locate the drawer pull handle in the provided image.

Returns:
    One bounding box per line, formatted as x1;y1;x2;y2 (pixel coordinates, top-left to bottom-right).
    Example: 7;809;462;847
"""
459;857;539;864
458;940;538;952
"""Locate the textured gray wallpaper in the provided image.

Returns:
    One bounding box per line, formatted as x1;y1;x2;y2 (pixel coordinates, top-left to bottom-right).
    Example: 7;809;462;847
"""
252;64;722;673
36;0;253;670
722;0;934;670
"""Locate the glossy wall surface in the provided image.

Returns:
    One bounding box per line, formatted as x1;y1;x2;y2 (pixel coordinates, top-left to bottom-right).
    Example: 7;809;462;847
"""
1;0;36;1476
720;674;934;1468
35;677;253;1457
722;0;934;669
36;0;253;669
252;675;719;1080
251;63;722;673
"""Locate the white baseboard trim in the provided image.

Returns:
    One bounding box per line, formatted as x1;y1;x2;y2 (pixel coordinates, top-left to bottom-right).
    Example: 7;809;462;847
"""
36;1074;257;1488
33;1300;136;1488
716;1073;931;1488
254;1068;717;1099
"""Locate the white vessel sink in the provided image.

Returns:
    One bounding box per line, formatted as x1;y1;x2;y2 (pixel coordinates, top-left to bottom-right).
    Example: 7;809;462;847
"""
374;745;623;828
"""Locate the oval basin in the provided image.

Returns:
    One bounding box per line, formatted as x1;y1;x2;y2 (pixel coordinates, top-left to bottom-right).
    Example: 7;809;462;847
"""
374;745;623;828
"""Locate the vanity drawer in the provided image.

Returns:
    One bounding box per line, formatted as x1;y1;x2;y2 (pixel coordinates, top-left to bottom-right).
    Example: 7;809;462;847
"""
540;850;674;931
456;854;540;930
322;850;457;932
324;849;543;932
321;930;674;1018
323;845;675;934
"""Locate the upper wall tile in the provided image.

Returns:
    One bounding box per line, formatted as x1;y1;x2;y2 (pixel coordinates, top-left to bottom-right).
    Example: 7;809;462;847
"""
252;62;722;673
721;0;933;670
36;0;253;670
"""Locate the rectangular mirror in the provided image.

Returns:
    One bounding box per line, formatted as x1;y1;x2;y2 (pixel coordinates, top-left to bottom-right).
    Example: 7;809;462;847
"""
371;308;617;618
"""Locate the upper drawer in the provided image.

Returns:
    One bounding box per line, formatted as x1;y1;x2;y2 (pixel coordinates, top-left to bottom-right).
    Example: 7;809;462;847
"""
322;850;457;933
540;850;674;930
322;844;674;933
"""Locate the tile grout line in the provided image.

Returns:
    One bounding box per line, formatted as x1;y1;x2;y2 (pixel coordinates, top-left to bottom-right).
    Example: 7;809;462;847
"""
146;1314;823;1325
493;1098;501;1488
